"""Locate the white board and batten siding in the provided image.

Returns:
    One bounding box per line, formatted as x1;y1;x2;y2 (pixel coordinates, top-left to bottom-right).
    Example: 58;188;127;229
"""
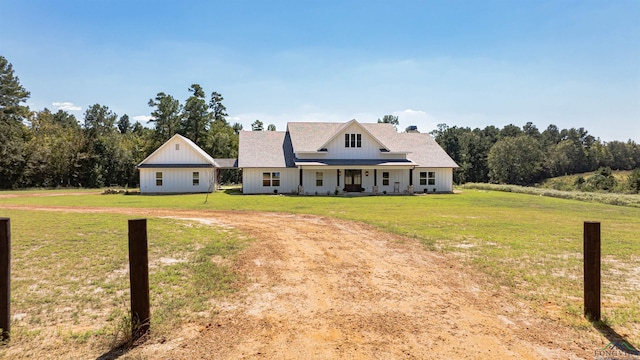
138;134;218;194
148;137;210;165
140;168;214;193
301;169;338;194
242;168;298;194
324;122;388;160
413;168;454;193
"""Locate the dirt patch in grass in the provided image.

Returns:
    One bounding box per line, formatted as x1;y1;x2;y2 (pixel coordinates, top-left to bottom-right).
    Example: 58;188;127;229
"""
0;204;617;359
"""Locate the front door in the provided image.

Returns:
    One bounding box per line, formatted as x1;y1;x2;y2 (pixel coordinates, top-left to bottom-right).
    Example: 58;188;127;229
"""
344;169;362;192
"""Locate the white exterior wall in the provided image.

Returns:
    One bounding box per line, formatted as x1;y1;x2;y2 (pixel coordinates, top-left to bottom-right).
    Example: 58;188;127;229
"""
412;168;454;193
375;169;410;194
322;123;390;159
242;168;299;194
146;138;209;164
295;152;406;160
140;168;215;193
301;169;338;195
300;168;417;194
241;167;453;194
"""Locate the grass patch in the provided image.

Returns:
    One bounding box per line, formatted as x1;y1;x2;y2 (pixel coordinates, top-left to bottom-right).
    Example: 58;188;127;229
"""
463;182;640;207
0;209;248;358
1;188;639;346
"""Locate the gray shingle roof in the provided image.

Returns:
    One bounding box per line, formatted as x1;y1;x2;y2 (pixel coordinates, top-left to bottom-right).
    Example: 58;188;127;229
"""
213;158;238;168
238;121;458;169
402;132;459;168
238;131;295;168
286;122;343;152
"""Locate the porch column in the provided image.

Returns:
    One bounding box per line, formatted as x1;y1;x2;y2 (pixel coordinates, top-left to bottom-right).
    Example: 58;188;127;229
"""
374;169;377;186
299;168;303;186
337;169;340;187
409;169;413;186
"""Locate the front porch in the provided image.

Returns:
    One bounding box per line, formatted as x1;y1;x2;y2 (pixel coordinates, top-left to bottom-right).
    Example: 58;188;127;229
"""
296;167;416;195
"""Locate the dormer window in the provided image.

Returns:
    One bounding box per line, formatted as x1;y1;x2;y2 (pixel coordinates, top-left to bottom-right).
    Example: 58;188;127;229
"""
344;133;362;148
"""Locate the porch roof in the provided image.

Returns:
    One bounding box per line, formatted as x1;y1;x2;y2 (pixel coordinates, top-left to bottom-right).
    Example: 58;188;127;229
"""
295;159;417;167
137;164;216;168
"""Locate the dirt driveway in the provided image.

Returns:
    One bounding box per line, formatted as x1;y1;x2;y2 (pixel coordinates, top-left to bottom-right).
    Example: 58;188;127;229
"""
1;205;595;359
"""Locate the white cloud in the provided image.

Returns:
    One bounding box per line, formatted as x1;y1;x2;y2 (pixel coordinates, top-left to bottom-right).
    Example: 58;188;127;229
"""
133;115;153;123
394;109;426;117
390;109;438;132
52;101;81;111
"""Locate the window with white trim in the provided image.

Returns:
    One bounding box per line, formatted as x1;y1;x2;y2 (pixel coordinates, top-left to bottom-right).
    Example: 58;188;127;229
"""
428;171;436;185
420;172;427;185
382;172;389;186
316;172;323;186
193;172;199;186
156;172;163;186
262;172;281;186
344;133;362;148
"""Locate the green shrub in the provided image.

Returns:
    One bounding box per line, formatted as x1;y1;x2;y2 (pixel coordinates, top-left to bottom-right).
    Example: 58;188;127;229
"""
628;168;640;194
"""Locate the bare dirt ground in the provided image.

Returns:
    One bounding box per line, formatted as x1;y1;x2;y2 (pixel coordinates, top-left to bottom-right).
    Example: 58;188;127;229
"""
1;204;599;359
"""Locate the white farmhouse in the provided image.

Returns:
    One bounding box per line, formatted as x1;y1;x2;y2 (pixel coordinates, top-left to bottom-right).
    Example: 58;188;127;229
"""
238;119;458;194
137;134;218;194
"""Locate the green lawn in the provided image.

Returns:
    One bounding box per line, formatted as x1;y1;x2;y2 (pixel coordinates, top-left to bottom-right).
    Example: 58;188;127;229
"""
0;208;248;357
1;188;639;346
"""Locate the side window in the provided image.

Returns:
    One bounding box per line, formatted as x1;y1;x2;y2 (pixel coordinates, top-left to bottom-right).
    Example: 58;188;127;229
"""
263;172;280;186
382;172;389;186
428;171;436;185
193;172;199;186
316;172;323;186
345;134;349;147
156;172;163;186
356;134;361;147
419;172;427;186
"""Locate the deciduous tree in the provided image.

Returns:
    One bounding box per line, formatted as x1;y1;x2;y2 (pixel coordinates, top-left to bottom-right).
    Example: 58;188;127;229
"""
378;114;399;129
488;135;543;185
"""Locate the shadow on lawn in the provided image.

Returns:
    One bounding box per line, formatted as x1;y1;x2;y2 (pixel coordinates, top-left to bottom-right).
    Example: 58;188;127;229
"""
592;320;639;355
96;344;129;360
96;329;149;360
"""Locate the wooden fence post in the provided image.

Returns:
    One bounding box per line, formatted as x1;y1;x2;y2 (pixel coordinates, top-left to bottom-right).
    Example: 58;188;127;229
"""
128;219;150;339
584;221;601;321
0;218;10;341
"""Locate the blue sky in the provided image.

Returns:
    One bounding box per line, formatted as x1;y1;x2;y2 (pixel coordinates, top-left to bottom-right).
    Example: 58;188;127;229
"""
1;0;639;141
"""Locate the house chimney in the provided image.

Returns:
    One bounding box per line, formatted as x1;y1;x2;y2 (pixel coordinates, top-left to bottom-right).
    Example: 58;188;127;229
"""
406;125;419;133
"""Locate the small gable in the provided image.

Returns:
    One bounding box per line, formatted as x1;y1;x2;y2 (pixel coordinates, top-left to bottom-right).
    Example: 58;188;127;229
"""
138;134;217;167
318;119;389;151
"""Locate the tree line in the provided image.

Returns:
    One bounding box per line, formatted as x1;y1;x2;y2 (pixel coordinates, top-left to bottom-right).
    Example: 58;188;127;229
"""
431;123;640;189
0;56;241;189
1;55;639;190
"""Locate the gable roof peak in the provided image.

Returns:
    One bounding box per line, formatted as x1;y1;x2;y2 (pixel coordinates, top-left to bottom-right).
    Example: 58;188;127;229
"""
137;133;217;167
317;118;389;151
